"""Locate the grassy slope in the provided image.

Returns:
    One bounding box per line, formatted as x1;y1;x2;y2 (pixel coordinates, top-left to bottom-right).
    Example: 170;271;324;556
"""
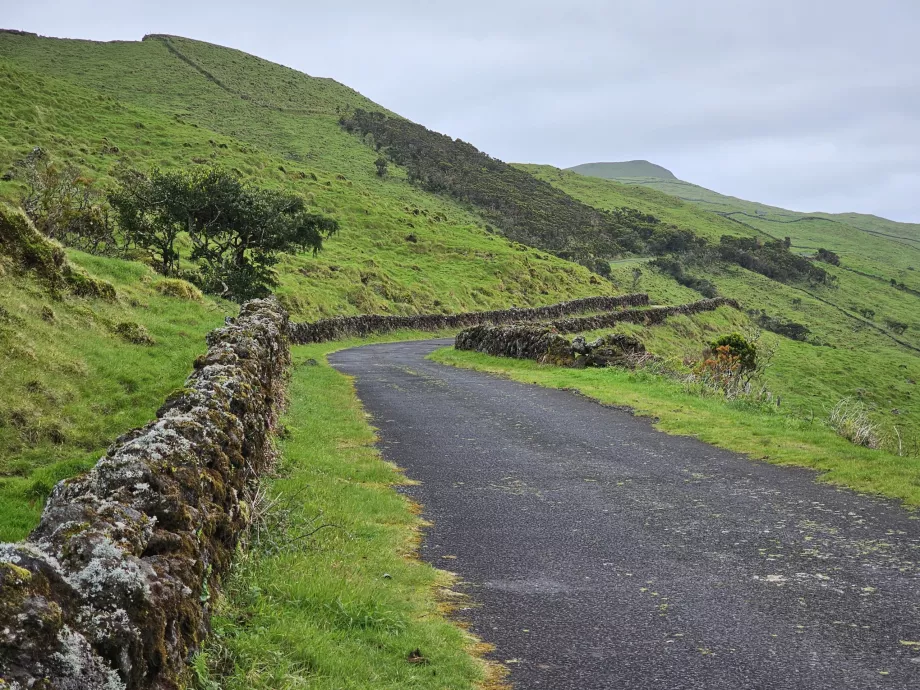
520;165;920;453
601;173;920;253
0;254;230;541
0;34;605;321
0;34;610;535
198;338;494;689
565;160;677;180
517;164;756;243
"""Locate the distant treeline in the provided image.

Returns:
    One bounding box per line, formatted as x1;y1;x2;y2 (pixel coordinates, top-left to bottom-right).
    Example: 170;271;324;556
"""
341;109;704;275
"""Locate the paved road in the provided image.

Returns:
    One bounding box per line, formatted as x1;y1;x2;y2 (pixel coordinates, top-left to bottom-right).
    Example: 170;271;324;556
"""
329;339;920;689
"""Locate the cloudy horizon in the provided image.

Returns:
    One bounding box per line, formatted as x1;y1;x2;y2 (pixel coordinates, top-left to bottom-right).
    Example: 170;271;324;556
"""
6;1;919;222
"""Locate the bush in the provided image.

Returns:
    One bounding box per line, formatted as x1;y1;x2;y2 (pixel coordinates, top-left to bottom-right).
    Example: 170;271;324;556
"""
750;311;810;341
651;257;718;297
828;398;880;449
718;236;833;285
710;333;757;371
815;248;841;266
13;148;120;256
109;166;338;301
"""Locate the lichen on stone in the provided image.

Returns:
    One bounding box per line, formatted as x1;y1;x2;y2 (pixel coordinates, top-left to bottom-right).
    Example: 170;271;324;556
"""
0;297;290;689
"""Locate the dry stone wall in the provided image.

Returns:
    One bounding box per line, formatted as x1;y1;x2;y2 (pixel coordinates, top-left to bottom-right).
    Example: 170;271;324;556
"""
0;298;290;690
289;294;650;344
455;325;647;367
547;297;740;334
455;298;741;366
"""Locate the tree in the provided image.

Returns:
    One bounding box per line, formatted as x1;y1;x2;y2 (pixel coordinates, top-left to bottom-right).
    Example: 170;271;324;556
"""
374;156;389;177
630;267;642;292
15;148;119;256
109;166;338;300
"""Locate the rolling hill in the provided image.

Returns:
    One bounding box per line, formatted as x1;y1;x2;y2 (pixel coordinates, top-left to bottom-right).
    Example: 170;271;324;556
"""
2;27;919;690
566;160;678;180
521;163;920;456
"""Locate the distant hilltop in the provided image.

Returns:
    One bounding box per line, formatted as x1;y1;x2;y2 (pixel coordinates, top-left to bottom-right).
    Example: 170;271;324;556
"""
566;160;677;180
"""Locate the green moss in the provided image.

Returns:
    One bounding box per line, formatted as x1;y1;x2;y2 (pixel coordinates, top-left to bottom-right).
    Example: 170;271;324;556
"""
154;278;204;302
112;321;155;345
0;203;115;300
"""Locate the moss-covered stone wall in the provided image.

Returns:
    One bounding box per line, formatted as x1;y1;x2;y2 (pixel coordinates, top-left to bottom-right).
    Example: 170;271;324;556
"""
0;298;290;690
289;293;650;343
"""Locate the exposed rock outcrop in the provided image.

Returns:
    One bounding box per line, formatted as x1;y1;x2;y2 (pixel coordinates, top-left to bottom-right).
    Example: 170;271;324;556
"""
0;298;290;690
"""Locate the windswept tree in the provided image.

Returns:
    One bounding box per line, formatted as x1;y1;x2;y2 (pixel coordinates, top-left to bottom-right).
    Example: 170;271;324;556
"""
109;166;338;300
14;147;119;256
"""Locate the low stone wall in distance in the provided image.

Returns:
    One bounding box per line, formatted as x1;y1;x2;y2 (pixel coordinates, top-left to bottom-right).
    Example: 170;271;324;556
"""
548;297;740;334
455;325;647;368
0;298;290;690
455;298;741;367
290;293;650;344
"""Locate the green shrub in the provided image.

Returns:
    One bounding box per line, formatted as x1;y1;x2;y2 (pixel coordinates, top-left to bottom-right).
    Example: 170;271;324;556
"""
710;332;757;371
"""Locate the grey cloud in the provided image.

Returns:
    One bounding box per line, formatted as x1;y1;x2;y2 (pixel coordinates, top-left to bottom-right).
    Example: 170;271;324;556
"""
6;0;920;220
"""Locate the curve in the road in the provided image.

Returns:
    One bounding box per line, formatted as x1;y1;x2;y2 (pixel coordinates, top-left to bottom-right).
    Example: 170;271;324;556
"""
329;339;920;690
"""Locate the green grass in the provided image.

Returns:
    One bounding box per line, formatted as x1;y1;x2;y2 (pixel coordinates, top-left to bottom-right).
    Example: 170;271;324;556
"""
196;336;495;690
0;251;231;541
429;347;920;507
519;166;920;455
0;34;606;322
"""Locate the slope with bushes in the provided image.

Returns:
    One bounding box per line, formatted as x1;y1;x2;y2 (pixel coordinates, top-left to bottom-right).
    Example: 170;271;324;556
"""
520;164;920;455
0;32;607;322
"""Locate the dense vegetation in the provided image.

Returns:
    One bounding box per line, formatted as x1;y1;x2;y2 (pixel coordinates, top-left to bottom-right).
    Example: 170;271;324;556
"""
340;109;696;273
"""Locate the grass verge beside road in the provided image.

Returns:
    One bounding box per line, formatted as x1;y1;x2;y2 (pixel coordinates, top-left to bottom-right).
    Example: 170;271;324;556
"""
429;348;920;508
196;334;495;690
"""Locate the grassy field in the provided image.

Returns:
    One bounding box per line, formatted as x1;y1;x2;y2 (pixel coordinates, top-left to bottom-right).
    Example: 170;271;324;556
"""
429;347;920;507
0;249;230;541
195;336;499;690
0;34;606;321
519;165;920;455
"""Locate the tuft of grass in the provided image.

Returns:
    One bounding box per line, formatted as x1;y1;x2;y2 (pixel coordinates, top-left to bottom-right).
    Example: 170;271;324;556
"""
197;336;497;690
828;398;880;449
429;347;920;507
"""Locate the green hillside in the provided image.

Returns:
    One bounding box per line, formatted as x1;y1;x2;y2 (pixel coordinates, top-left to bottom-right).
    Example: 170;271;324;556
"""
2;27;920;689
0;31;607;322
522;164;920;456
567;160;678;180
571;162;920;265
0;31;618;541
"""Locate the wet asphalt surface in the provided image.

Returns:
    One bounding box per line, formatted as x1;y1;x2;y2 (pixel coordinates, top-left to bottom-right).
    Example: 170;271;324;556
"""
328;339;920;690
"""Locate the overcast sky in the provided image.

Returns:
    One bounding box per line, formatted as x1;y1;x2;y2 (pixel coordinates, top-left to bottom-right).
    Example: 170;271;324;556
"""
7;1;920;221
